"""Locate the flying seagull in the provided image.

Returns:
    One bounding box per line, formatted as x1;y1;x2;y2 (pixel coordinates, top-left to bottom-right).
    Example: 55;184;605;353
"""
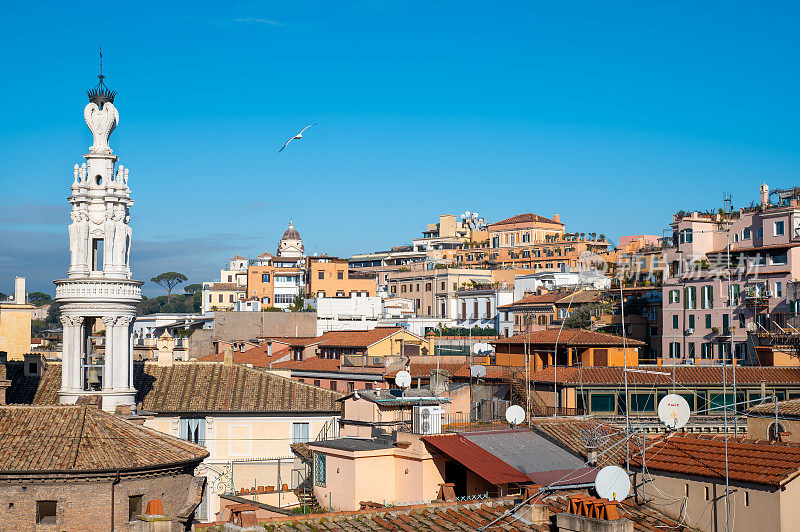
279;124;317;152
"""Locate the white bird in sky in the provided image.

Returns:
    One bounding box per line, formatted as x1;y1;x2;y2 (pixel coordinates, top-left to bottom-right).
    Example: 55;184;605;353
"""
279;123;317;152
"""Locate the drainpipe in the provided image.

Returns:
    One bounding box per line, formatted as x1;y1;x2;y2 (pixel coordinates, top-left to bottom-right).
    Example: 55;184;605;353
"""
110;469;120;531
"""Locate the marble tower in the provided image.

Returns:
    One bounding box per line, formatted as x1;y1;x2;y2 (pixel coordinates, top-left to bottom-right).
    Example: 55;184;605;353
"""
55;73;142;412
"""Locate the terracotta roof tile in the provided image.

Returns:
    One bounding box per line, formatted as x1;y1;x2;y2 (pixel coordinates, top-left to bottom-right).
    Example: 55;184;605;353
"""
749;398;800;417
271;357;342;372
527;365;800;386
492;329;645;347
0;405;208;473
6;361;342;414
316;327;407;348
631;434;800;486
489;213;564;227
195;344;291;367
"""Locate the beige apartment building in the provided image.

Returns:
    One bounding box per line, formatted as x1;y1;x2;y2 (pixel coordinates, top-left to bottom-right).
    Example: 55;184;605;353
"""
387;266;493;318
662;183;800;365
453;213;610;271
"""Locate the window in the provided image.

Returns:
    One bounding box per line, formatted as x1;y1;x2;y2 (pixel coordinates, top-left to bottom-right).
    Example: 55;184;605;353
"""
745;491;749;507
679;228;693;244
684;484;689;497
365;382;373;390
772;252;788;265
180;418;206;446
722;314;730;334
590;393;615;413
292;422;310;444
688;315;695;329
441;281;446;290
700;285;713;309
672;315;679;329
425;283;431;292
668;290;680;304
705;314;712;328
669;342;680;357
229;294;234;303
275;294;295;304
774;220;785;236
704;486;709;501
735;342;747;360
336;291;345;297
313;379;321;387
709;392;735;413
318;271;324;280
629;393;655;412
36;500;57;524
685;286;697;309
314;452;326;487
733;233;739;243
337;270;344;280
218;294;223;303
129;495;143;521
729;284;740;305
700;343;713;359
261;273;270;282
91;238;104;271
347;381;355;392
330;381;338;391
687;342;695;357
757;227;763;238
776;282;783;298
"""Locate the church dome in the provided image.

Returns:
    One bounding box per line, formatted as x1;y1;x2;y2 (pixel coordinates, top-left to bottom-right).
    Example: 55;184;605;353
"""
281;222;301;241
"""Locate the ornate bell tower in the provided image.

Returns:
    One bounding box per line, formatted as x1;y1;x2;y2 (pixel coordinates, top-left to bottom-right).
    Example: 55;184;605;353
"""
55;68;142;412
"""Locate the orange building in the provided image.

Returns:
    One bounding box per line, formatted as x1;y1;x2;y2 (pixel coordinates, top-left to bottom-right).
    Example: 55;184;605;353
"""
306;256;377;298
453;213;610;270
491;329;642;373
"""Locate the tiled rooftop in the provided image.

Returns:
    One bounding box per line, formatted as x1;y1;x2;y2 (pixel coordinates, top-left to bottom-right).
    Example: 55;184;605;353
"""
526;365;800;385
6;361;343;414
630;433;800;487
749;398;800;417
490;212;564;227
0;405;208;473
492;329;645;347
234;490;691;531
195;343;291;367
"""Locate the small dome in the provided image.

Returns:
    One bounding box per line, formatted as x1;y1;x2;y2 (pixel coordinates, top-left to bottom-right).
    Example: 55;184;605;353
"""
281;221;301;241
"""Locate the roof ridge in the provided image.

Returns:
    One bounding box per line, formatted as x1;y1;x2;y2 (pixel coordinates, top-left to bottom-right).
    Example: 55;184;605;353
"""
70;405;88;469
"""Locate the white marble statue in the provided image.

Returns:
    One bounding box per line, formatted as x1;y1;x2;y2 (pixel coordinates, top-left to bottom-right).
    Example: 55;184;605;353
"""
84;101;119;154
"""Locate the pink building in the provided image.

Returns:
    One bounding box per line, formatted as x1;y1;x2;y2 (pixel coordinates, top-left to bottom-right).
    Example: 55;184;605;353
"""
661;183;800;366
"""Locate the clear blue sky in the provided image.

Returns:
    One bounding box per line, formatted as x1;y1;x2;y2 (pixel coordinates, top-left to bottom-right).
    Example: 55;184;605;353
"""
1;1;799;296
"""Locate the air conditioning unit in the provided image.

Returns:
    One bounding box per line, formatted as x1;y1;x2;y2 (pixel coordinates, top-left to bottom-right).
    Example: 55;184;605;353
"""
685;328;694;335
412;405;442;435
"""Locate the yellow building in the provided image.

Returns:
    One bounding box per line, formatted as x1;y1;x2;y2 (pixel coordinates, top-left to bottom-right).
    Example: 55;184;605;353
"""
0;303;34;360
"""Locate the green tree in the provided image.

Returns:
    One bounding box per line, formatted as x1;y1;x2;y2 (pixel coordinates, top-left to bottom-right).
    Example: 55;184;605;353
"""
150;272;188;299
563;303;603;329
183;284;203;295
28;291;53;306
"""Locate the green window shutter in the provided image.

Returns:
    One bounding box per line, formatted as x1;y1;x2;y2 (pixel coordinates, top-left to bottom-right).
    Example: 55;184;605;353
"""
684;287;689;309
706;314;711;328
701;287;706;309
708;287;713;309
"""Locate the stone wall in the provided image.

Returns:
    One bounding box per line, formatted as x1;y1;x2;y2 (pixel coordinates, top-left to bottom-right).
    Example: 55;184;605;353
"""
0;470;200;531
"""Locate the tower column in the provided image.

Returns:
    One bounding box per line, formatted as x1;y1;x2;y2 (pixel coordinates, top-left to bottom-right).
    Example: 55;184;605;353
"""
102;315;115;391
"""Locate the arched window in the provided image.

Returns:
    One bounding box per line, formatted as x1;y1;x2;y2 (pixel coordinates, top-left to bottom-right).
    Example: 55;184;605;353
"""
679;228;693;244
769;421;785;442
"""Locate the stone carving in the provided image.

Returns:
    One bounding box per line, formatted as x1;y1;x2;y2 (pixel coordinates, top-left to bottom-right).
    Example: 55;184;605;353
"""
84;102;119;154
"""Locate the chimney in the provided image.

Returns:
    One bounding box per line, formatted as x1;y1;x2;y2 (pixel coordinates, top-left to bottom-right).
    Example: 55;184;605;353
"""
223;345;234;366
267;341;273;358
14;277;25;305
761;182;770;208
430;369;450;396
156;331;175;366
553;213;560;224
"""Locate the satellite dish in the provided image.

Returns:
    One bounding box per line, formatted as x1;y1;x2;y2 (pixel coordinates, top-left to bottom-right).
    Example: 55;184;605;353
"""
395;370;412;389
470;364;487;378
505;405;525;426
658;394;691;429
746;322;757;332
464;210;471;218
594;465;630;502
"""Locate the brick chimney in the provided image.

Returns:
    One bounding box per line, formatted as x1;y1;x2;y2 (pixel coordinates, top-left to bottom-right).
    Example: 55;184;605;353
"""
553;213;560;224
223;345;234;366
761;182;770;208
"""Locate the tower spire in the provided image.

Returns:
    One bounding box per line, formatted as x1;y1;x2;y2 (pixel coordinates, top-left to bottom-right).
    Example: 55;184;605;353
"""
87;46;116;107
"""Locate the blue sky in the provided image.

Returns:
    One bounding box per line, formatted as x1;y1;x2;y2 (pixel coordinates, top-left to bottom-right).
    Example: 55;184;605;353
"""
1;1;799;296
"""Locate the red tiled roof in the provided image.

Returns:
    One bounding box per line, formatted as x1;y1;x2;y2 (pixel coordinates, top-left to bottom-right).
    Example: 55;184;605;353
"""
631;434;800;487
492;329;645;347
749;398;800;417
527;365;800;386
498;290;574;309
452;365;509;380
384;363;467;379
316;327;406;348
422;434;531;485
0;405;208;473
195;343;290;367
260;336;323;347
531;418;636;468
489;213;564;227
271;357;342;372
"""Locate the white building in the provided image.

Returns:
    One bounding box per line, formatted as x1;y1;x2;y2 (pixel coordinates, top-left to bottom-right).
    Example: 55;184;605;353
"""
309;296;382;335
512;268;610;301
54;75;141;412
454;287;514;330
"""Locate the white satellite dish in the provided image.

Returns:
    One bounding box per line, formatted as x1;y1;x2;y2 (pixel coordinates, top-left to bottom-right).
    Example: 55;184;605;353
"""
505;405;525;426
594;465;630;502
658;393;691;429
470;364;487;378
464;210;471;218
395;370;412;389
